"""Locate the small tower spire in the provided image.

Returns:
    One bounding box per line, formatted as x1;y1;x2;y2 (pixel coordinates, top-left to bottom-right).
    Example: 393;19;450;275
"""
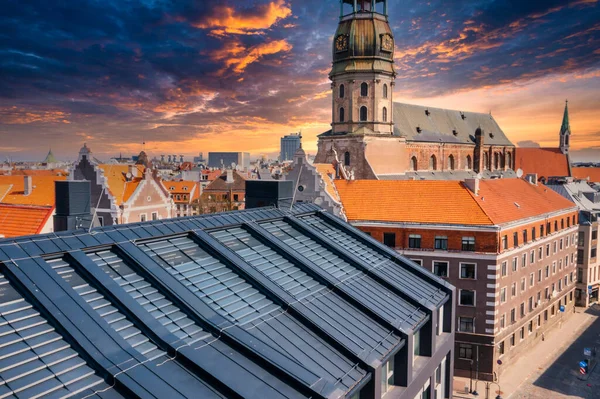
559;100;571;154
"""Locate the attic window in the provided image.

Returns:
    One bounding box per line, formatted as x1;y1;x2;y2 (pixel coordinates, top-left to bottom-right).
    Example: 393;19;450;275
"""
416;126;422;133
461;113;466;120
169;186;175;190
452;129;458;136
183;186;188;190
489;133;495;139
425;109;430;116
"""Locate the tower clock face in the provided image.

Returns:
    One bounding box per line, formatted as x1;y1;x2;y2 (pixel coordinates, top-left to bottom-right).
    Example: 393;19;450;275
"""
335;35;348;52
381;34;394;52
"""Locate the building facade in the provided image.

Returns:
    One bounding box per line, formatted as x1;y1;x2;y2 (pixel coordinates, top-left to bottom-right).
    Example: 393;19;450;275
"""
548;180;600;306
163;180;200;217
284;147;344;217
314;0;515;180
280;133;302;161
71;144;173;225
335;177;578;382
207;152;250;170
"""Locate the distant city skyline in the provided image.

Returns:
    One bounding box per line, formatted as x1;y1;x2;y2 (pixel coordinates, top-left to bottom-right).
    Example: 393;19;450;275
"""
1;0;599;162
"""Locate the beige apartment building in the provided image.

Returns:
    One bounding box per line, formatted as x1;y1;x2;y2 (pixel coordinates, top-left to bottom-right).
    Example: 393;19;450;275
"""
549;180;600;307
335;177;579;382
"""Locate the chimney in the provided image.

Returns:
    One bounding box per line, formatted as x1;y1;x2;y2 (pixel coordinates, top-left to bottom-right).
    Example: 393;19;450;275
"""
525;173;538;185
226;169;234;184
465;178;480;196
24;176;33;196
128;164;137;178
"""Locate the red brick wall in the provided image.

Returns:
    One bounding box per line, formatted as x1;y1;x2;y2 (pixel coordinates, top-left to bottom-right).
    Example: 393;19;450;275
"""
358;225;498;253
498;211;579;253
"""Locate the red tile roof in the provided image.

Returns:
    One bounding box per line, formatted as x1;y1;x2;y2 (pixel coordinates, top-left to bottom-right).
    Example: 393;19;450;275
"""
572;167;600;183
472;179;576;225
336;178;576;226
0;204;54;238
204;170;246;192
0;175;66;206
514;148;570;179
336;180;493;225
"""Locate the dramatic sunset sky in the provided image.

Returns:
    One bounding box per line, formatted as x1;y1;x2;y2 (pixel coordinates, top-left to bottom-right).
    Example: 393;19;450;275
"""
1;0;599;161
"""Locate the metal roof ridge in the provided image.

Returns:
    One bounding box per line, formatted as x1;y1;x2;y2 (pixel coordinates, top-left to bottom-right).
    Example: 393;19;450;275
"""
284;215;441;312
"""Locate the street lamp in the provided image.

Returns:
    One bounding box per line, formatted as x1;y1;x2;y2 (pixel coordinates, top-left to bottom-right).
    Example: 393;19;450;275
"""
472;381;502;399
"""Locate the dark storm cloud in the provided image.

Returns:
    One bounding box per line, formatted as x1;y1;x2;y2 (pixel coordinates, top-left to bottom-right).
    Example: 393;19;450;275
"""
0;0;599;159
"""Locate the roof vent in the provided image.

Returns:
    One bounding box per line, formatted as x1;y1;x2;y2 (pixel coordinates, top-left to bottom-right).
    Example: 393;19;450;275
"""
416;126;422;133
452;129;458;136
514;202;520;208
489;133;495;139
461;112;466;120
425;109;430;116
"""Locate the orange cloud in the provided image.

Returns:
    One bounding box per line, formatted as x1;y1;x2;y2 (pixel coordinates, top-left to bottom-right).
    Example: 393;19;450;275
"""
212;39;293;75
193;0;292;36
0;107;70;124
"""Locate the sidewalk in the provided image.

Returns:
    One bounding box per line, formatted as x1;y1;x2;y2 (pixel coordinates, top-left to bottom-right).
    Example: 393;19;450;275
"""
452;308;598;399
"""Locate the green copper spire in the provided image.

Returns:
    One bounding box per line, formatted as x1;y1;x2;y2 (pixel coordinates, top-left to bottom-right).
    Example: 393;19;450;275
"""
560;100;570;136
559;100;571;154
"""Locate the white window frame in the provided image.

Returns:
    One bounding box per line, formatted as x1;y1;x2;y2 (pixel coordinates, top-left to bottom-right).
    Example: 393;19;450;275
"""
459;262;477;280
432;260;450;278
411;258;423;266
140;213;147;222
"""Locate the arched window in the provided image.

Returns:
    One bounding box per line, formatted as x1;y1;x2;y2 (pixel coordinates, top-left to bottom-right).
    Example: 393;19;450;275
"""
483;153;489;170
494;152;499;170
344;151;350;166
361;82;368;97
360;106;368;121
410;156;418;171
506;152;512;169
466;155;472;170
339;84;345;99
448;154;455;171
429;155;437;171
383;84;388;99
339;107;345;122
382;107;387;122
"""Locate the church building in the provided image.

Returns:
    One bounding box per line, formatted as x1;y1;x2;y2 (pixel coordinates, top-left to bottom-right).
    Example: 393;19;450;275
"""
314;0;516;180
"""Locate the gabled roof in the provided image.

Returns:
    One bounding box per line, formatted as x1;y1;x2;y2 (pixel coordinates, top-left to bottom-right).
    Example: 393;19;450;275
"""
0;175;66;206
96;164;146;205
572;167;600;183
314;163;340;202
393;103;513;146
0;204;53;237
514;148;570;179
336;178;577;226
336;180;493;225
204;170;246;192
0;204;452;399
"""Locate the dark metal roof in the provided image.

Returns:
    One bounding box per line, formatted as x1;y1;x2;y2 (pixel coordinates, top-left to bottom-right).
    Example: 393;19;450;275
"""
0;204;451;398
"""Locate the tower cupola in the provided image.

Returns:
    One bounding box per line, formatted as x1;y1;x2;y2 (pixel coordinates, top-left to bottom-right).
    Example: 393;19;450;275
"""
330;0;395;136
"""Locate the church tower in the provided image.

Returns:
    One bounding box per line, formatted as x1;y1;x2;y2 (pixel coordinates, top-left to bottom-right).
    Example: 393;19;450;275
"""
559;100;571;154
331;0;395;135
